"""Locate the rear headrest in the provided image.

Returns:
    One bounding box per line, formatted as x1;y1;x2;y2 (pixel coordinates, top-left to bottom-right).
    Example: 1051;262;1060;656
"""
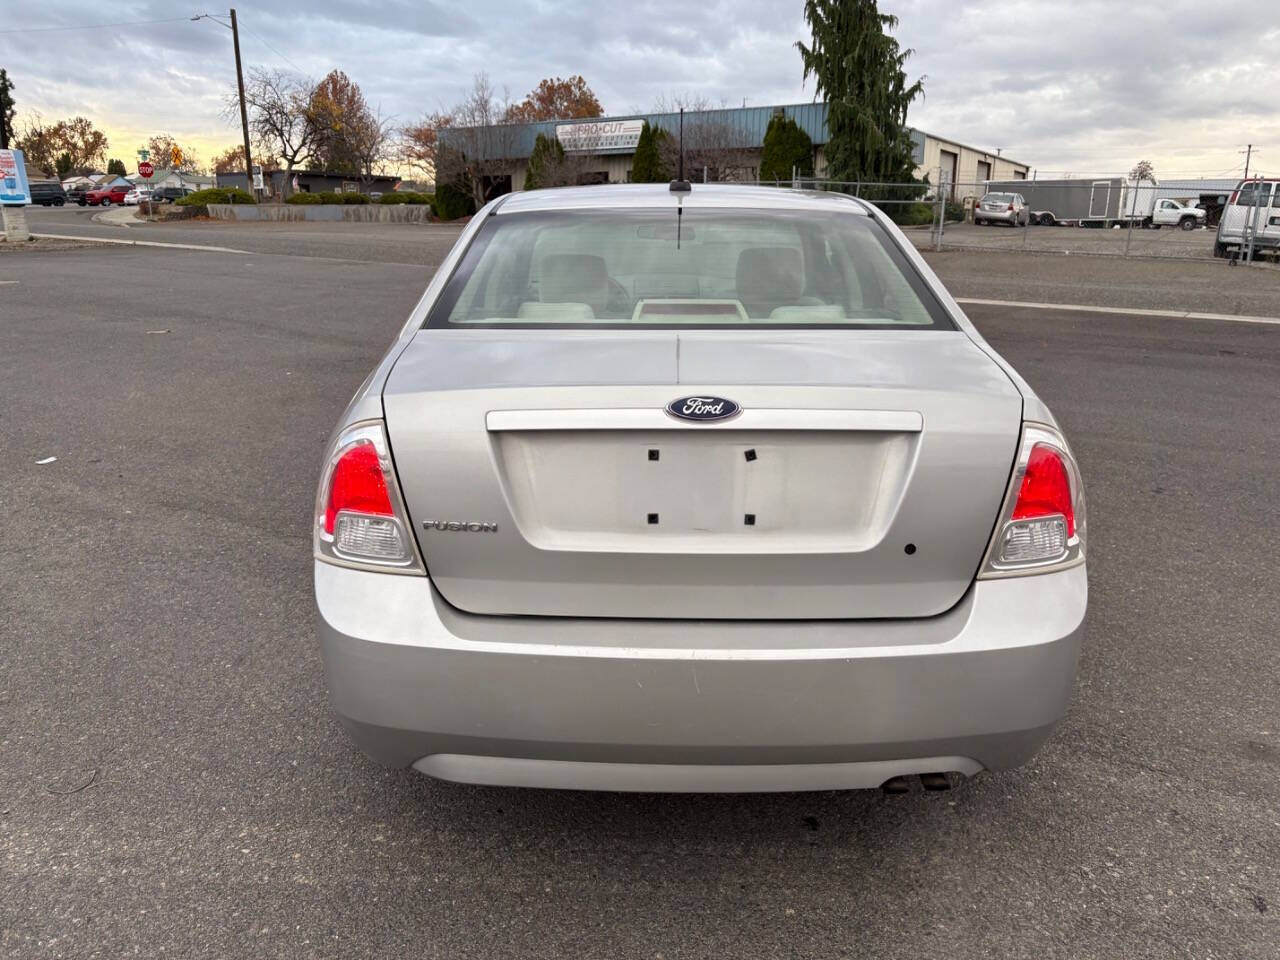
735;248;804;312
539;254;609;315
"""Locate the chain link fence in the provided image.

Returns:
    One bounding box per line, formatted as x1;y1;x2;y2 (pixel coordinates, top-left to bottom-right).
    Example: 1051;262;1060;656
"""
751;175;1279;264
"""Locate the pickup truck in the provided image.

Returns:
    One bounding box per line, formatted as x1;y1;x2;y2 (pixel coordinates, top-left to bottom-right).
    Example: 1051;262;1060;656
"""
85;184;130;206
1146;199;1206;230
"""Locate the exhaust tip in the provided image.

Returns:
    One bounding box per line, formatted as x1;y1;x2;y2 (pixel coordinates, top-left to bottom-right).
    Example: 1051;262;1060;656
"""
920;772;952;792
881;776;911;795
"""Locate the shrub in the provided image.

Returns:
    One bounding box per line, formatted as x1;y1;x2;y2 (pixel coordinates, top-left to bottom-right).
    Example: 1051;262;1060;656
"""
630;121;671;183
525;133;566;190
341;192;370;204
886;201;935;226
176;187;256;206
435;181;475;221
379;192;434;205
759;114;814;183
285;191;325;204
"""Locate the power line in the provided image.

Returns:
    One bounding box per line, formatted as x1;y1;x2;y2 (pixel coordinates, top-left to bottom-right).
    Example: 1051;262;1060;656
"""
238;23;307;76
0;16;193;35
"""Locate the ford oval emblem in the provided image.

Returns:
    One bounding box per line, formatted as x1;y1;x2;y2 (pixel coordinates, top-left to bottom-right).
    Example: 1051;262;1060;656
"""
665;395;742;423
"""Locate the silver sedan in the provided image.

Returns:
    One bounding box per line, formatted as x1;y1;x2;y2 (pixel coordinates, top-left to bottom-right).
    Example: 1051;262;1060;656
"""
975;191;1029;226
314;183;1087;793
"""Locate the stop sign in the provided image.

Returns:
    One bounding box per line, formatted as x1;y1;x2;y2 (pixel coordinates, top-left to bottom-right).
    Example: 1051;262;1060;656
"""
138;161;155;179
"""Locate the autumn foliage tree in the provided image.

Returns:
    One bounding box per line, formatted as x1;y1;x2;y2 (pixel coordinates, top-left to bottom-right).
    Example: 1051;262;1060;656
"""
308;70;370;174
504;75;603;123
13;113;109;176
146;134;201;173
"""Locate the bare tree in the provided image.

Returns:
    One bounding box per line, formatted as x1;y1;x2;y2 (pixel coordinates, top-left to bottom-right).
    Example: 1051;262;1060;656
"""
347;105;396;186
232;68;319;190
436;74;519;208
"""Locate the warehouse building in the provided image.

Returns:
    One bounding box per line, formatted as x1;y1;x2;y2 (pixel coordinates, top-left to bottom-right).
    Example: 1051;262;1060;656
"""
450;102;1029;195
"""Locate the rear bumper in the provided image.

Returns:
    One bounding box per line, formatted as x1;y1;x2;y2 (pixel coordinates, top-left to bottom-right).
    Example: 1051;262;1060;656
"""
976;208;1018;223
315;562;1086;791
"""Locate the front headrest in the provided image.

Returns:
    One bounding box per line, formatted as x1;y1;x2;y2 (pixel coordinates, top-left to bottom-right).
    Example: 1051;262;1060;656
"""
539;254;609;314
735;247;804;310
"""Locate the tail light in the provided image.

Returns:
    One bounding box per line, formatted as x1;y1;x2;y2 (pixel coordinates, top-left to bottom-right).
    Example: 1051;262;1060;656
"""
314;420;423;573
979;423;1086;578
1007;202;1015;211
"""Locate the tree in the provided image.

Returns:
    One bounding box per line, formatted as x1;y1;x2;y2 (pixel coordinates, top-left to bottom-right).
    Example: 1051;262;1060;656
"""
796;0;925;184
505;76;603;123
307;70;370;173
399;111;452;181
13;112;57;174
146;135;201;173
1130;159;1155;182
237;67;318;187
630;121;670;183
0;69;15;150
346;106;396;185
55;152;72;178
106;158;127;176
435;73;519;208
759;113;814;182
56;117;108;174
213;145;278;175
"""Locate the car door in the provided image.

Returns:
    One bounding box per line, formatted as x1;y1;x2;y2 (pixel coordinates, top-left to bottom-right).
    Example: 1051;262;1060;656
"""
1153;199;1179;226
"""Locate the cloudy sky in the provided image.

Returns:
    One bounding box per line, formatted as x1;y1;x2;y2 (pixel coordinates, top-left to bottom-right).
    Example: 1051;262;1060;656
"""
2;0;1275;178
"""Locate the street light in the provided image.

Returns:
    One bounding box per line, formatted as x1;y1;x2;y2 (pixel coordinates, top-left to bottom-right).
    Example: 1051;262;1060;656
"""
193;10;255;199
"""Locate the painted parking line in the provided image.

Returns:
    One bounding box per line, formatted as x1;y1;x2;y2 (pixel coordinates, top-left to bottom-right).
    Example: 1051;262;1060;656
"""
955;296;1280;327
31;233;251;254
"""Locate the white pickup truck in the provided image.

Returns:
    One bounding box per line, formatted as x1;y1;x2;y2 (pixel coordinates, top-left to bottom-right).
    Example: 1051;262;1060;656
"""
1146;198;1206;230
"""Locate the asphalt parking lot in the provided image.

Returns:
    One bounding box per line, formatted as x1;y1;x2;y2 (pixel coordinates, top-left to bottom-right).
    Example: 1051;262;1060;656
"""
3;216;1279;958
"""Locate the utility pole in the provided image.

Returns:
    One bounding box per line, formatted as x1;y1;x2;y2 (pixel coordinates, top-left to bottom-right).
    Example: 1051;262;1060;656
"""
1241;144;1253;181
193;12;255;198
230;10;256;199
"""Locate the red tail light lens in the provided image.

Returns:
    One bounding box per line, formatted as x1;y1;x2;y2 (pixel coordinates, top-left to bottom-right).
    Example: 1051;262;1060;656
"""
324;440;393;535
1012;444;1075;537
980;423;1086;576
315;421;422;572
1007;202;1015;211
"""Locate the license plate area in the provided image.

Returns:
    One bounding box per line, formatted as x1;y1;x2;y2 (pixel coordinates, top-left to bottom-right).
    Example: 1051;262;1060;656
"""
490;428;919;554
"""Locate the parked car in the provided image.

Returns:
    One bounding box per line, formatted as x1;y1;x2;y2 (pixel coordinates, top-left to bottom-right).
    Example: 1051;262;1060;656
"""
149;186;195;204
313;183;1088;794
29;180;67;206
1214;178;1280;260
67;184;93;205
85;184;130;206
123;187;152;206
1147;198;1205;230
974;192;1029;226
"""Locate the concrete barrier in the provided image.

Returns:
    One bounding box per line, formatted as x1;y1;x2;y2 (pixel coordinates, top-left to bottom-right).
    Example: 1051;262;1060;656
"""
205;204;435;223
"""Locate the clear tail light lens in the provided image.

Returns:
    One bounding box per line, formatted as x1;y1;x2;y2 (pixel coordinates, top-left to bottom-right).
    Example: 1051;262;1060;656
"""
315;421;424;573
979;423;1086;578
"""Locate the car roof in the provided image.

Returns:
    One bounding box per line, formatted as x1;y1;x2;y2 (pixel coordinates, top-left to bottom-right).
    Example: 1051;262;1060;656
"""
496;183;870;215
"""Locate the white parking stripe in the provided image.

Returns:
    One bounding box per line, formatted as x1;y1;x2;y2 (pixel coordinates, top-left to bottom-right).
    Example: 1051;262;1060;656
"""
955;296;1280;327
31;233;251;254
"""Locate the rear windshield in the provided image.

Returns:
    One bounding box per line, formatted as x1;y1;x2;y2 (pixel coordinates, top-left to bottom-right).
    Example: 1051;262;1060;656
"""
982;193;1014;203
425;208;953;330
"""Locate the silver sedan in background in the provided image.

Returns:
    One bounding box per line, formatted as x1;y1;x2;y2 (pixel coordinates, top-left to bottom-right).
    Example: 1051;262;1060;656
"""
314;184;1087;793
975;191;1029;226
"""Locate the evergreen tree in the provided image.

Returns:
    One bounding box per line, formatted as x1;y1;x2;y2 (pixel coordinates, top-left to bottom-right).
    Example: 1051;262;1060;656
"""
106;158;126;176
796;0;924;184
759;114;814;183
630;121;671;183
55;152;73;178
524;133;565;189
0;69;15;150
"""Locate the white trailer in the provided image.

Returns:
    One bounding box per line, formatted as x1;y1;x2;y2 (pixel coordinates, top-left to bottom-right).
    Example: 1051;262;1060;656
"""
982;177;1199;228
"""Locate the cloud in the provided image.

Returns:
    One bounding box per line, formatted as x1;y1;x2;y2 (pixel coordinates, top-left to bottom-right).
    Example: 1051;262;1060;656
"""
2;0;1274;178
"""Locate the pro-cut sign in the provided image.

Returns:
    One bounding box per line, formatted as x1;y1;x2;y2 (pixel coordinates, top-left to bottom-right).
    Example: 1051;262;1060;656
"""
555;119;644;153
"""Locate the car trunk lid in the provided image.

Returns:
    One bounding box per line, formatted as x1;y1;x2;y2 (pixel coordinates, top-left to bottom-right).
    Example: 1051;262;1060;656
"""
383;329;1022;619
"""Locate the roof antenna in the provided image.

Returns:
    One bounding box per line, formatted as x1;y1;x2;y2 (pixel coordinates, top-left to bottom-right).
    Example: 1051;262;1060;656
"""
670;108;691;192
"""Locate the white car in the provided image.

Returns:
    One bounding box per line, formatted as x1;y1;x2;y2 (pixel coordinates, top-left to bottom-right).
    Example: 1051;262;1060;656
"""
123;188;151;206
